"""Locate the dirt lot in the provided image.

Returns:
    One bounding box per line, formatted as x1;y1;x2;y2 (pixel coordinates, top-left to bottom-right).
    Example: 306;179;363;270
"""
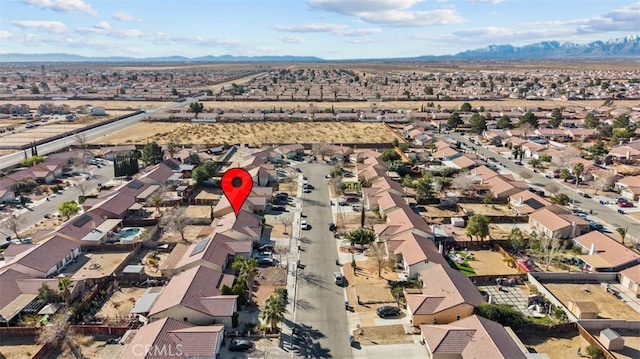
254;266;287;305
343;259;397;311
93;121;396;146
96;287;147;320
351;324;413;346
518;331;589;359
459;203;512;216
544;283;640;320
158;224;209;243
8;100;174;111
0;337;44;359
591;329;640;359
71;252;131;280
466;249;520;276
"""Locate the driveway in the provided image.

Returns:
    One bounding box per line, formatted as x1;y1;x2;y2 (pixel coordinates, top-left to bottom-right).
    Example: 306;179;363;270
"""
290;161;352;359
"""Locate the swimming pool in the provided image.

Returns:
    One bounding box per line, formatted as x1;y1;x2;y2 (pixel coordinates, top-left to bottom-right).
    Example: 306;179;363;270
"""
120;227;143;241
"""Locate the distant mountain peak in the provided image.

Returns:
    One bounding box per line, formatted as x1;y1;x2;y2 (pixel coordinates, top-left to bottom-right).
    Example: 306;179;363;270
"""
452;35;640;59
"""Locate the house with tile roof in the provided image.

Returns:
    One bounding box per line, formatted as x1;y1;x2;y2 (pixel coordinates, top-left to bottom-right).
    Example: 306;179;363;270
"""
528;206;590;239
374;206;433;241
161;232;252;277
120;317;224;359
615;175;640;202
0;269;84;326
275;144;304;159
386;233;447;279
481;175;528;199
148;265;237;326
212;210;262;242
419;315;528;359
620;265;640;298
508;190;551;215
406;264;485;326
572;231;640;272
1;235;80;278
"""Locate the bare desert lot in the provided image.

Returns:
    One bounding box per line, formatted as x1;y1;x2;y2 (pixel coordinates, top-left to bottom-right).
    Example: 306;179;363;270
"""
94;121;396;145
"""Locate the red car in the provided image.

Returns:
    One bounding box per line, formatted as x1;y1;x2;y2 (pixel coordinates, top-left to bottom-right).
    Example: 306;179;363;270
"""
618;201;634;208
271;206;286;211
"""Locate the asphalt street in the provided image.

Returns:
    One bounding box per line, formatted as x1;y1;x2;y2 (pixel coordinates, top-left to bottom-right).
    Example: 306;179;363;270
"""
1;161;113;244
441;132;640;235
291;162;351;359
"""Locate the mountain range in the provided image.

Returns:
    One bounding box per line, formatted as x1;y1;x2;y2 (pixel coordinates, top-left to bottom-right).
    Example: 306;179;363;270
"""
0;35;638;62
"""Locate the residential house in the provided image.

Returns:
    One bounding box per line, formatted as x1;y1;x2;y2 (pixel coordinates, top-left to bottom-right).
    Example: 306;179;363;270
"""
213;210;262;242
387;233;447;279
275;144;304;159
528;206;590;239
615;176;640;202
481;175;528;199
572;231;640;272
148;265;237;326
509;190;551;215
0;269;83;326
620;265;640;298
120;317;224;359
406;264;485;325
2;236;80;278
419;315;528;359
161;232;252;276
609;143;640;161
376;191;409;220
374;206;434;241
100;145;138;161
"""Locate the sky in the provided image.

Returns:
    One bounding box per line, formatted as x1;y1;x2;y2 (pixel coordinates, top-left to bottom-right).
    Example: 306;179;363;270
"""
0;0;639;59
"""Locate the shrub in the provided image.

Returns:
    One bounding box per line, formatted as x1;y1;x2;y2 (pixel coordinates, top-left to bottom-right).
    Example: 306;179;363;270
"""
585;345;604;359
231;312;239;328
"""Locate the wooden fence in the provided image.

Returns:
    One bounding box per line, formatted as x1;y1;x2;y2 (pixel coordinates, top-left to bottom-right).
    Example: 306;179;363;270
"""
494;243;528;274
577;323;616;359
515;322;576;334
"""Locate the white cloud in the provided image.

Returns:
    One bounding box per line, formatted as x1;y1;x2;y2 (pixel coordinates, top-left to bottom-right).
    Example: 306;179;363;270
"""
308;0;465;27
12;20;68;34
308;0;422;15
360;9;465;27
577;2;640;33
468;0;505;4
277;35;306;44
20;0;97;16
272;22;381;36
93;21;111;30
0;31;13;39
113;11;134;22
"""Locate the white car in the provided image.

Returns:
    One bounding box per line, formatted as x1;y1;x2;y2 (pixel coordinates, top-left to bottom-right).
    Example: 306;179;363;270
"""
333;272;344;285
301;220;310;230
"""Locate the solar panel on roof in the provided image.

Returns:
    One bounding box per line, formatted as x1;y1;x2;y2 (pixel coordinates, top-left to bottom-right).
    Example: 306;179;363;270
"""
190;237;211;256
73;214;92;227
127;180;144;189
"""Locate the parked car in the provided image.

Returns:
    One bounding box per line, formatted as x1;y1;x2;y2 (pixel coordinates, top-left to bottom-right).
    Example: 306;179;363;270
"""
303;189;312;193
271;206;286;212
228;339;253;352
618;201;634;208
257;257;277;266
329;223;337;232
376;306;401;318
346;197;359;203
333;272;344;286
301;221;311;230
257;244;273;252
488;157;498;162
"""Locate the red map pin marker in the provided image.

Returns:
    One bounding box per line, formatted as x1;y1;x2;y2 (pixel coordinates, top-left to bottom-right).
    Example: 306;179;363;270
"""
221;168;253;217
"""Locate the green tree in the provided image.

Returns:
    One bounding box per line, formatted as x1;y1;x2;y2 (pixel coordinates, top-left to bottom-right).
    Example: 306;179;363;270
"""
465;214;490;242
192;166;210;184
528;158;543;169
549;108;563;128
424;86;434;95
188;102;204;119
166;141;177;158
30;85;40;94
460;102;472;112
57;276;73;306
260;292;286;331
415;176;435;201
587;140;609;159
560;168;571;182
141;141;164;165
612;114;630;129
20;155;45;167
232;256;259;304
380;149;401;162
474;303;527;329
343;228;376;246
37;314;83;358
583;113;599;129
469;113;487;134
37;283;59;304
616;227;628;246
508;228;527;254
519;112;539;128
447;112;463;129
550;193;570;205
496;115;512;129
57;201;79;220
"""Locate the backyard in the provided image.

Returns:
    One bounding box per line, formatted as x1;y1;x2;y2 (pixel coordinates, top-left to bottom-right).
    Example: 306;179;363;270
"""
95;287;148;322
544;282;640;320
518;330;590;359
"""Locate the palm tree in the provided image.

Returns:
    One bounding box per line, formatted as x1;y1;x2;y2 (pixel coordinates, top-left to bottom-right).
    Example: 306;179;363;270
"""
572;162;585;203
167;141;177;159
149;193;163;213
232;256;259;304
38;314;84;358
616;227;628;246
343;228;376;246
57;276;73;307
528;158;542;169
260;293;286;331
